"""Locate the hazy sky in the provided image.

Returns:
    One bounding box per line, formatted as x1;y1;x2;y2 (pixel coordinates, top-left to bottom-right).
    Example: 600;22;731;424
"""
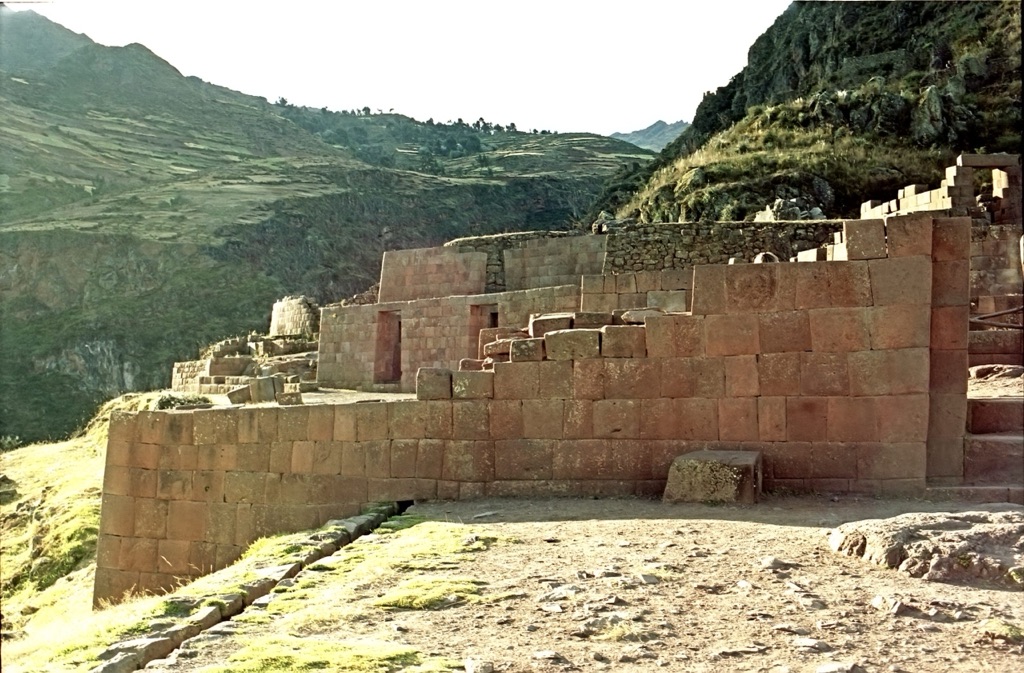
10;0;793;135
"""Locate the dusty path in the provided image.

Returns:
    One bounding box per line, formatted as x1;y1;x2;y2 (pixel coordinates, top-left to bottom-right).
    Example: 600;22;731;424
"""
147;496;1023;673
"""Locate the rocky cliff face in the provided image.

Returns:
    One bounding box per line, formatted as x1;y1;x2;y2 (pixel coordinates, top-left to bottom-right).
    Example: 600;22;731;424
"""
589;0;1021;223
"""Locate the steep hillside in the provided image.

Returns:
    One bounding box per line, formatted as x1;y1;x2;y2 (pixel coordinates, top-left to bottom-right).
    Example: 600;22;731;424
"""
0;8;652;443
589;0;1021;222
611;120;690;152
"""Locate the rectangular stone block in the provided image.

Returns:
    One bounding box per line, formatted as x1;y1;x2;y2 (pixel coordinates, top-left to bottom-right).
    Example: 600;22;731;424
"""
133;497;168;538
442;440;495;481
639;399;680;440
866;305;930;350
827;397;879;442
388;400;427;439
604;359;661;399
675;398;719;440
166;501;208;541
930;349;968;394
932;217;971;261
876;394;929;442
661;357;725;398
663;451;762;504
355;403;388;441
792;263;830;309
857;442;926;480
843;219;887;260
931;260;970;307
452;400;490;439
522;400;564;439
572;359;605;400
724;355;759;397
787;397;828;441
489;400;523;440
719;398;759;441
494;439;553;480
661;268;693;291
758;311;811;353
931;305;968;351
758;397;787;441
509;337;545;362
581;275;605;293
809;308;871;352
928;393;968;439
537;360;573;399
826;261;873;307
647;290;690;312
563;400;593;439
492;361;539;400
592;399;639;439
600;325;647;358
545;329;601;360
364;440;391;479
644;314;706;358
452;370;494;399
800;352;850;396
758;352;801;397
416;439;445;479
885;214;933;257
99;494;135;537
690;264;727;315
193;409;238;445
725;264;785;313
572;312;614;329
416;368;452;400
868;256;932;306
705;314;760;356
809;443;858;480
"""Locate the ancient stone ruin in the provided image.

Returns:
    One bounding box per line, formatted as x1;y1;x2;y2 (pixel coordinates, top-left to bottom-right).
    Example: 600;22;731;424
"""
93;155;1022;606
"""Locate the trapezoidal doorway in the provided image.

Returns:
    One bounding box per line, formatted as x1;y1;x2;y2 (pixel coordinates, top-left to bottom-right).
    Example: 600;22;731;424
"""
374;311;402;383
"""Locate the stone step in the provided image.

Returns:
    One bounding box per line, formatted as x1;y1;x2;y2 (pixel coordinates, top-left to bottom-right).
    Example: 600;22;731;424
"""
968;353;1023;367
967;397;1024;433
968;329;1022;354
924;484;1024;505
963;433;1024;485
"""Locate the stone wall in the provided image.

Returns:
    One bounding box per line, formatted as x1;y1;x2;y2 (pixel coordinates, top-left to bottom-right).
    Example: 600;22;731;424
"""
317;286;580;391
602;220;841;273
860;154;1021;225
269;296;320;338
171;360;208;393
503;236;606;291
970;223;1023;299
377;247;488;303
579;269;693;313
446;230;584;293
95;215;970;605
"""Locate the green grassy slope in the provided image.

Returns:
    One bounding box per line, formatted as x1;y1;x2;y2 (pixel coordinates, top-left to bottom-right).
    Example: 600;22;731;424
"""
0;9;651;443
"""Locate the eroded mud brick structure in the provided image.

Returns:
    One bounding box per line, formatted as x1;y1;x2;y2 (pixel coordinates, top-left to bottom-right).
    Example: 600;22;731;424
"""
93;155;1023;606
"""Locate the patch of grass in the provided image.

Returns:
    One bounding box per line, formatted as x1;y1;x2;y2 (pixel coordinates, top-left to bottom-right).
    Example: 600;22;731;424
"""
377;514;426;533
204;636;422;673
373;576;485;610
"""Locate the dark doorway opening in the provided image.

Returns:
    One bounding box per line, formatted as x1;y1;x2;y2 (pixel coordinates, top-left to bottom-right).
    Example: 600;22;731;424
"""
374;311;402;383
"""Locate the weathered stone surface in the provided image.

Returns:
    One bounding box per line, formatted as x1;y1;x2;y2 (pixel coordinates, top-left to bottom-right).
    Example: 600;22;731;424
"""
663;450;762;504
828;505;1024;586
416;368;452;400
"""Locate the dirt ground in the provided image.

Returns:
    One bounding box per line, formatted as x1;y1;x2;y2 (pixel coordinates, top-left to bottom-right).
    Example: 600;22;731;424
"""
148;495;1023;673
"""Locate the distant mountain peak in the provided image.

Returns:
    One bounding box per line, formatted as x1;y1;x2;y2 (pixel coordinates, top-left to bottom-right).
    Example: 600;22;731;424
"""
610;120;690;152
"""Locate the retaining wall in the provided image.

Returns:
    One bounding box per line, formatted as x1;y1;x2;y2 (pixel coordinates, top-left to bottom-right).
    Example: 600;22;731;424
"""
378;247;488;302
95;214;970;606
602;220;841;272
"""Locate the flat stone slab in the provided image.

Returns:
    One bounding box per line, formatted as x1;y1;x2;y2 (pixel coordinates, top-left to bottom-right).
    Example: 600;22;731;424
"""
663;450;762;504
828;504;1024;587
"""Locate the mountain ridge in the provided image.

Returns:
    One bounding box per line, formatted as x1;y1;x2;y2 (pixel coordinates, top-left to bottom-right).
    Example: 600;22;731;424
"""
610;119;690;152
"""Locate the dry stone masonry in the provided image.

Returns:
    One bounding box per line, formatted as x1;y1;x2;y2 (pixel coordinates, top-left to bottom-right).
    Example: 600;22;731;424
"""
107;155;1023;606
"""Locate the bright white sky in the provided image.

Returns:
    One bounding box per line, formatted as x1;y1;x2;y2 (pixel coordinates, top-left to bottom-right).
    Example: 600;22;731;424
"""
10;0;793;136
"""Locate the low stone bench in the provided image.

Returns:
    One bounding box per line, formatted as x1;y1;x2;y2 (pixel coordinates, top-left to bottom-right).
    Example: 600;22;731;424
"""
663;450;763;504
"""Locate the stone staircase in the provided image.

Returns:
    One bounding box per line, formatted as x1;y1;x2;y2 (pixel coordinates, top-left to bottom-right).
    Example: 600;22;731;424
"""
929;397;1024;503
968;328;1023;367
